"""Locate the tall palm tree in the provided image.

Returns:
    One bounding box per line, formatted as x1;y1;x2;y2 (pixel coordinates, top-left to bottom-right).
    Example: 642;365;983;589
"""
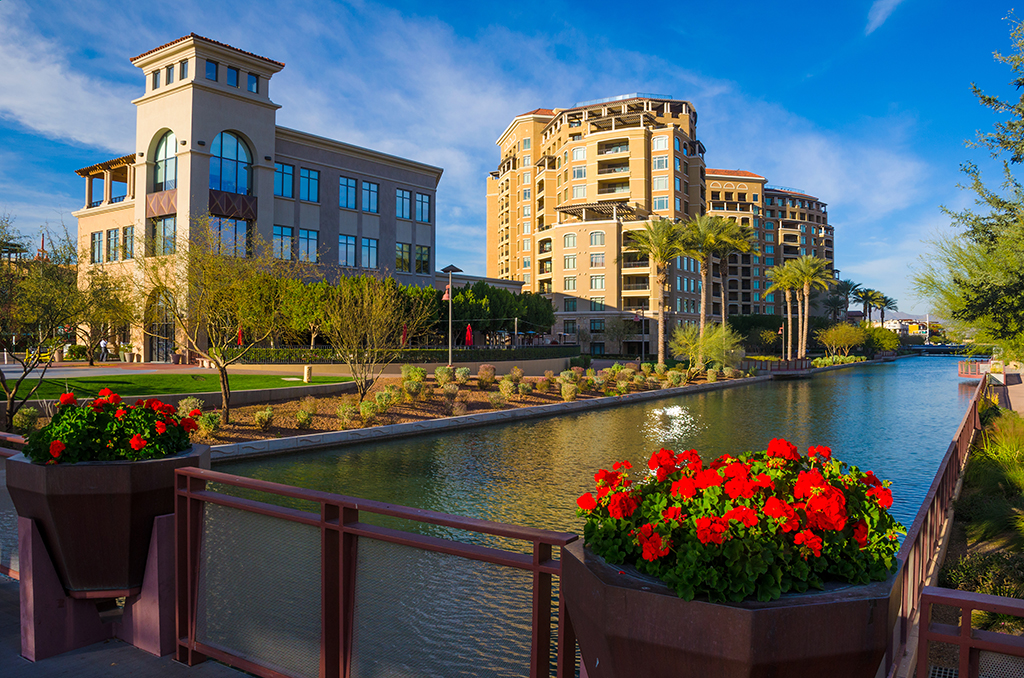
766;264;799;360
835;279;861;320
678;215;742;363
860;289;885;323
823;294;846;323
622;218;688;366
789;256;835;357
715;221;760;327
879;295;898;328
852;287;875;321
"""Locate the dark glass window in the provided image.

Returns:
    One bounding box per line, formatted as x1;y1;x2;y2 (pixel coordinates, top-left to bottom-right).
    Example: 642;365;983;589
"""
247;73;259;93
362;182;378;213
564;298;576;312
123;226;134;259
339;177;357;209
339;235;356;267
165;65;174;85
273;225;292;260
415;245;430;274
274;163;293;198
396;189;411;219
209;132;252;195
180;60;188;80
299;168;319;202
362;238;378;268
90;232;103;263
298;229;318;262
151;71;160;90
154;131;177;192
150;216;176;256
395;243;411;272
106;229;119;262
206;60;218;81
212;217;250;258
227;67;239;88
416;193;431;222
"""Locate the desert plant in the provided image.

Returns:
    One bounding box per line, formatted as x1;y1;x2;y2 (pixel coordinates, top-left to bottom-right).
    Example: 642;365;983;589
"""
619;368;636;382
560;369;579;384
177;396;205;418
488;392;507;409
518;382;534;397
536;379;550;394
254;406;274;431
706;369;719;383
359;400;378;423
403;379;423;399
571;366;585;379
375;390;394;414
499;379;516;399
455;367;471;385
442;383;460;401
509;366;524;384
452;401;468;416
667;370;683;386
724;367;742;379
434;365;454;387
197;412;221;437
544;370;555;380
295;409;313;430
655;363;668;376
336;403;357;425
641;363;653;376
300;395;320;415
478;364;497;389
586;367;596;378
561;382;578;402
12;407;39;435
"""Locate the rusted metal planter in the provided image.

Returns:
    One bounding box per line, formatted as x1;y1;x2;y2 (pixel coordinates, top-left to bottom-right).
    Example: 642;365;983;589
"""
562;540;902;678
5;445;210;597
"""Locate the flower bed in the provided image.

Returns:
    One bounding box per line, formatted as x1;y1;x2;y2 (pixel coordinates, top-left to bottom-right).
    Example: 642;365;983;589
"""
576;439;905;602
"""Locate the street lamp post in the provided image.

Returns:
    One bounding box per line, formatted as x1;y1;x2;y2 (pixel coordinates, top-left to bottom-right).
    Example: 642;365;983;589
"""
441;264;462;367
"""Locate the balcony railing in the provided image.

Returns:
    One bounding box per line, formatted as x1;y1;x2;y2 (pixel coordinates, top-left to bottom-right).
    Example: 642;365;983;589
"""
622;283;650;291
622;260;650;268
597;187;629;195
597;166;629;175
597;145;629;156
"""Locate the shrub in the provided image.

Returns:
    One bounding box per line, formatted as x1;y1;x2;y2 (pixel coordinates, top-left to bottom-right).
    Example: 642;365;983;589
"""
586;367;596;377
616;381;631;396
571;366;585;379
403;379;422;399
594;376;606;391
518;382;534;397
478;364;497;389
400;364;415;380
177;396;204;418
336;403;357;426
442;384;460;401
561;383;578;402
499;379;517;399
579;378;594;394
12;407;39;435
667;371;683;386
434;365;454;387
608;363;623;376
536;379;550;394
295;409;313;430
632;375;646;387
359;400;378;423
509;366;524;384
560;369;580;384
724;367;742;379
455;367;471;385
544;370;555;380
300;395;320;415
625;362;639;371
406;366;427;382
641;363;653;376
66;344;87;360
619;368;636;382
375;391;394;414
488;392;507;409
452;401;468;416
254;406;275;431
569;354;592;369
655;363;668;376
748;368;759;377
197;412;221;437
706;369;719;383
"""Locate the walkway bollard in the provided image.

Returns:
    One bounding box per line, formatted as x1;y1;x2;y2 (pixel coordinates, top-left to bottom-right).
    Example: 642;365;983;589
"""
303;365;313;383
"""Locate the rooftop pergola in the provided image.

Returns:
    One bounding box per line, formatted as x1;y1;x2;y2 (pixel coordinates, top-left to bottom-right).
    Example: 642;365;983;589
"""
75;154;136;208
555;200;649;223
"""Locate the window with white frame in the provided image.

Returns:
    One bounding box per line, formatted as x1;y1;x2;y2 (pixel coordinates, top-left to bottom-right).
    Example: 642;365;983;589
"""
564;254;576;270
572;166;585;180
564;233;576;248
652;156;669;170
652;196;670;211
590;274;605;289
572;147;585;161
590;231;605;246
652;176;668;191
572;185;586;199
564;276;576;291
652;136;668;151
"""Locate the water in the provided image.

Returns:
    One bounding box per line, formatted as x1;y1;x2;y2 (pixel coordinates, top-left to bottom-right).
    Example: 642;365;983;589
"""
210;356;976;677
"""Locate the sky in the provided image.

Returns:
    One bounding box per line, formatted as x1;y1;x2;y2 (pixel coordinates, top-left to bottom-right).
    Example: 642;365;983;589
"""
0;0;1018;313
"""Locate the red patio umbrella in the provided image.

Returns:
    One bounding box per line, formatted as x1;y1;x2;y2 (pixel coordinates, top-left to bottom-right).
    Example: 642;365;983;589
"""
465;324;473;346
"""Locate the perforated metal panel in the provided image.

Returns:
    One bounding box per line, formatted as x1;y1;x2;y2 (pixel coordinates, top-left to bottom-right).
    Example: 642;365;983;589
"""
351;537;533;678
196;503;321;678
981;651;1024;678
929;667;958;678
0;477;18;574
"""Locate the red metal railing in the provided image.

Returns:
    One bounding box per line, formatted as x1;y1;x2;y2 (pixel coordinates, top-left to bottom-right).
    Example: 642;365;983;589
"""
885;376;987;677
917;587;1024;677
174;467;579;678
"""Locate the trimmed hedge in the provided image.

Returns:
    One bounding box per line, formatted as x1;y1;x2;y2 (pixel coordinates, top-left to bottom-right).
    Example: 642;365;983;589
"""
223;345;580;365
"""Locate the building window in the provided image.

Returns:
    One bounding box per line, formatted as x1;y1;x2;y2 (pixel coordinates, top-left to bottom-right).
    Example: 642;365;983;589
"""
106;229;119;262
150;216;176;256
522;172;531;184
572;147;586;161
273;225;293;260
151;70;160;90
564;319;577;334
564;254;576;270
206;60;218;81
590;231;605;246
227;67;239;88
523;239;531;251
653;196;670;211
363;182;379;213
572;166;586;180
564;233;576;248
396;189;411;219
652;176;668;191
523;138;531;150
590;318;605;333
590;297;605;311
123;226;134;259
362;237;378;268
90;232;103;264
564;276;576;291
675;157;682;171
572;185;586;199
523;273;531;283
652;156;669;170
523;188;531;200
299;168;319;202
766;257;775;266
415;245;431;274
209;131;252;195
415;193;431;222
153;131;177;191
674;137;681;151
590;274;605;290
396;242;412;272
247;73;259;93
339;177;357;209
675;197;682;211
590;342;605;355
298;229;318;262
652;136;669;151
675;177;682;191
590;252;604;268
564;298;577;312
523;221;531;234
522;256;531;268
180;60;189;80
213;217;249;258
338;234;356;266
165;65;174;85
766;293;775;303
274;163;294;198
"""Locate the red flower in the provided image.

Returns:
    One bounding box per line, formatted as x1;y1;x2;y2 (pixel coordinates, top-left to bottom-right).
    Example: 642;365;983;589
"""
867;485;893;509
763;496;800;533
130;434;147;451
612;460;632;471
662;506;686;524
752;473;775;491
860;471;883;488
808;445;832;461
724;505;759;528
723;462;755;500
155;421;167;434
694;468;723;490
577;492;597;511
59;393;77;406
677;449;702;472
607;492;639;520
853;520;869;549
805;485;848;531
671;476;697;500
115;408;127;419
794;469;827;499
49;440;65;459
181;418;199;433
695;516;730;545
648;448;679;482
794;529;823;558
767;438;800;461
189;408;203;417
638;523;671;561
108;393;122;405
98;388;114;397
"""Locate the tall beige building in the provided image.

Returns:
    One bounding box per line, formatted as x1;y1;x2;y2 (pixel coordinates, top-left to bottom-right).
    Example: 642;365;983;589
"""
485;94;709;356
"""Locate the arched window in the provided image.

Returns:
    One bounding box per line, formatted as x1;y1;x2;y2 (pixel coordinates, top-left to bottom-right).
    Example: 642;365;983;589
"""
590;231;605;247
209;131;252;195
154;131;177;192
563;233;576;248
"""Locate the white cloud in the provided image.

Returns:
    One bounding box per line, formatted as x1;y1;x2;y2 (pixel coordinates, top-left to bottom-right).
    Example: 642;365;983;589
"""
865;0;907;35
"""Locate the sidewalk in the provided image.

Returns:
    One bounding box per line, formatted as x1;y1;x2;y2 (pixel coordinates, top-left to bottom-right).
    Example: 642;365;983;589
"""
1005;372;1024;417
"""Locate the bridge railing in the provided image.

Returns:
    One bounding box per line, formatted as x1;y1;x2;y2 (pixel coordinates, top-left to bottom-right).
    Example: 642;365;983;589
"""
174;467;579;678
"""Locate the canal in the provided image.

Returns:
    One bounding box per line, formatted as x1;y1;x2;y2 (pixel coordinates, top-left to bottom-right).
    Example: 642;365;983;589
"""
206;355;975;678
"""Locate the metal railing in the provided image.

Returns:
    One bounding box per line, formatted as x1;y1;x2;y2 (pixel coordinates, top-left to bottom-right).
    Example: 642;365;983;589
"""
175;467;578;678
621;260;649;268
621;283;650;291
917;587;1024;677
885;376;987;677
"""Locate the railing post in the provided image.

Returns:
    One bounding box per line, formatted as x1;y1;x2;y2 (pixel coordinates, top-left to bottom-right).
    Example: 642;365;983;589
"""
340;506;358;678
175;471;208;666
556;545;576;678
321;503;341;678
531;541;553;678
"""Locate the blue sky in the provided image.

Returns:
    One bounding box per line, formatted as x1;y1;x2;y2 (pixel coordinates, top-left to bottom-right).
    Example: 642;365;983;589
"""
0;0;1016;312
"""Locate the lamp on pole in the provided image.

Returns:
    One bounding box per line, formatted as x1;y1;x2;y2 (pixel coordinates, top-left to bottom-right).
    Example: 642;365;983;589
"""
441;264;462;367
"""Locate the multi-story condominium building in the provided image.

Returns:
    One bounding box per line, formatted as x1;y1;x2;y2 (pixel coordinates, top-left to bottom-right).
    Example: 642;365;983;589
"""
74;34;443;361
706;171;836;317
485;94;709;356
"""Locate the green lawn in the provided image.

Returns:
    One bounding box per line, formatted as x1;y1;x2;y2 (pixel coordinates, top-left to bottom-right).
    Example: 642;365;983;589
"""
16;374;352;400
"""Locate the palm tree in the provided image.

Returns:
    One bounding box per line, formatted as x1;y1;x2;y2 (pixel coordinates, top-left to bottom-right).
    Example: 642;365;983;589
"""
823;294;846;323
715;221;760;326
878;295;898;328
766;264;799;360
677;215;742;363
622;218;688;366
852;287;875;321
835;279;861;320
789;256;834;357
858;289;885;323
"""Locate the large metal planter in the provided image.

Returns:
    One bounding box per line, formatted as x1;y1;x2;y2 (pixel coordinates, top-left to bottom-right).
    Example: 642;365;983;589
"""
562;540;901;678
5;445;210;596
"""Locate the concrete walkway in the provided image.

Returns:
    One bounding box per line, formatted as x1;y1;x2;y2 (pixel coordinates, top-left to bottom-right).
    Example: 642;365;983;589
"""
0;575;242;677
1004;372;1024;416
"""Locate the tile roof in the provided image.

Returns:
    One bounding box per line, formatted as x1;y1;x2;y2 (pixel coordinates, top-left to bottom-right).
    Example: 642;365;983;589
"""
131;33;285;68
518;108;555;117
705;168;766;179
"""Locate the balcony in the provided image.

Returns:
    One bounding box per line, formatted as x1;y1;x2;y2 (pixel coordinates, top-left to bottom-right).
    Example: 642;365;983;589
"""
597;182;630;196
622;259;650;269
597;164;630;176
622;300;650;311
538;241;553;254
622;282;650;291
597;142;629;156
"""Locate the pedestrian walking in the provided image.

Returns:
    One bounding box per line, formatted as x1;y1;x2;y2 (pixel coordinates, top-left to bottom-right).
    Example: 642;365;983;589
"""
99;338;108;362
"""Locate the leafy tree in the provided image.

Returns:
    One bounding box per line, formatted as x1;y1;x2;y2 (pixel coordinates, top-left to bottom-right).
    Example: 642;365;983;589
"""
604;315;638;354
281;279;332;348
862;325;900;356
816;324;867;356
519;291;555;335
669;322;743;372
72;266;134;365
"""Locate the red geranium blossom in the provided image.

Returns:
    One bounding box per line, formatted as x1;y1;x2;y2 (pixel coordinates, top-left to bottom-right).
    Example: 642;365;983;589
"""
115;408;127;419
694;468;724;490
763;496;800;533
189;408;203;417
794;529;823;558
638;523;671;561
804;485;848;531
767;438;800;461
695;516;730;545
130;434;147;451
607;492;639;520
98;388;113;397
59;393;77;406
794;469;827;499
853;519;869;549
181;418;199;433
671;476;697;500
577;492;597;511
662;506;686;524
49;440;64;459
861;471;883;488
155;421;167;434
808;445;832;461
867;485;893;509
724;505;759;528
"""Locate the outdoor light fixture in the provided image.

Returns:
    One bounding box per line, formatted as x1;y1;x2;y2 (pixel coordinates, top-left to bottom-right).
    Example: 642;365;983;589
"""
441;264;462;366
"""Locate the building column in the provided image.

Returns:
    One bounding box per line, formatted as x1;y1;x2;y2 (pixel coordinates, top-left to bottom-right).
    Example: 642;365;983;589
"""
85;175;93;207
127;164;135;199
103;170;113;204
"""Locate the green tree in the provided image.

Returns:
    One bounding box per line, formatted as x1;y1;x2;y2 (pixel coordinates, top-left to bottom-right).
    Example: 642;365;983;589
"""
622;218;688;365
72;266;135;366
816;324;867;356
520;292;556;336
878;295;898;328
669;322;742;373
789;256;834;358
862;325;900;356
604;315;638;354
281;279;332;348
823;294;846;323
834;279;862;319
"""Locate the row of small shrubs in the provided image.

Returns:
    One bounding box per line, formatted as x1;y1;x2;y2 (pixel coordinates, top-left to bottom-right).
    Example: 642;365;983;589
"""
811;355;868;368
223;345;580;365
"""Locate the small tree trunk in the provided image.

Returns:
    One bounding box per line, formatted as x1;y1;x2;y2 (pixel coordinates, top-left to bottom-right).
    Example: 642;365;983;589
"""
697;257;710;367
656;268;666;366
217;365;232;424
785;289;794;361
